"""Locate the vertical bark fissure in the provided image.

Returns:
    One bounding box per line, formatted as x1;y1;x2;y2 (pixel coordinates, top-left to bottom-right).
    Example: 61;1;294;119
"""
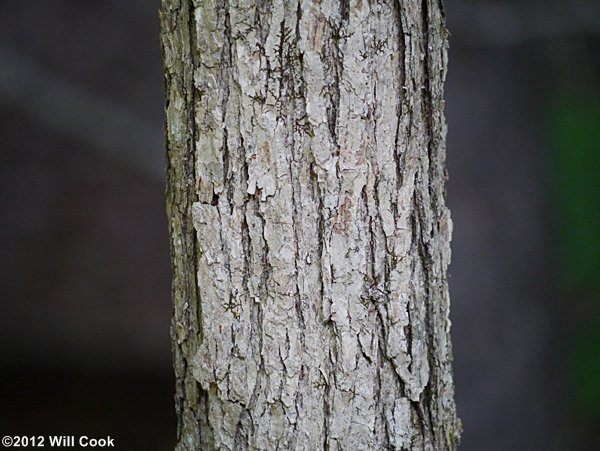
420;0;436;209
324;19;343;154
221;1;233;206
393;0;407;212
186;0;201;345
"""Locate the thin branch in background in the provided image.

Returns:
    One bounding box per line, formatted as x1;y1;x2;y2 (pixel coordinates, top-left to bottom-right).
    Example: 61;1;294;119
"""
0;44;164;180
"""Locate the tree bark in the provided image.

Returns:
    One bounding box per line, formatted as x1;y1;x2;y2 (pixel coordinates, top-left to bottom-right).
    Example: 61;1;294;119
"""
161;0;459;449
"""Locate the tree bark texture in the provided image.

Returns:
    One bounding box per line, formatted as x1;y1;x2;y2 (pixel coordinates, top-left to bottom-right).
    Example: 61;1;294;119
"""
161;0;459;449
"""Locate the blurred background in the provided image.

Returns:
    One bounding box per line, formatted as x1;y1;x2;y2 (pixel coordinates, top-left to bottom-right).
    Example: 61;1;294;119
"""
0;0;598;449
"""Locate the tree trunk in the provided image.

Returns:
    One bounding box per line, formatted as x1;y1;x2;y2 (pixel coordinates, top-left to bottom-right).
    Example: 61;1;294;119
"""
161;0;459;449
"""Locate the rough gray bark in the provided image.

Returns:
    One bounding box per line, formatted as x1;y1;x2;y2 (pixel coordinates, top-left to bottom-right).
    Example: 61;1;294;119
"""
161;0;459;449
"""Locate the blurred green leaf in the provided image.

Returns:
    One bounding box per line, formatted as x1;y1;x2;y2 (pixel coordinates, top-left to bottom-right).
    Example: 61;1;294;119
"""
550;92;600;417
550;93;600;293
569;325;600;416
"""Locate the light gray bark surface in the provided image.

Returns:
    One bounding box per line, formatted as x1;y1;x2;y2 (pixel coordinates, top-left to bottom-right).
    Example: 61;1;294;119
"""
161;0;459;449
